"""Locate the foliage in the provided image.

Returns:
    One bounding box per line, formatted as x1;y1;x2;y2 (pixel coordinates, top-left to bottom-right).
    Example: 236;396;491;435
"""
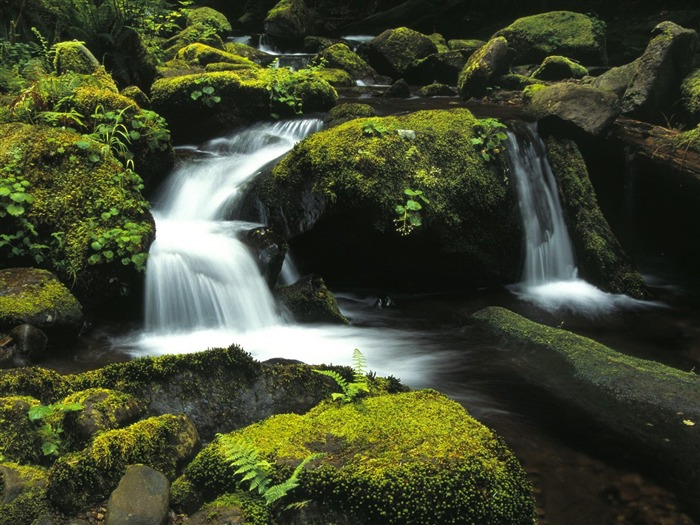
88;218;150;271
266;58;327;118
394;187;429;236
361;118;392;136
471;118;508;162
27;402;83;456
219;436;324;508
313;349;370;403
190;76;221;107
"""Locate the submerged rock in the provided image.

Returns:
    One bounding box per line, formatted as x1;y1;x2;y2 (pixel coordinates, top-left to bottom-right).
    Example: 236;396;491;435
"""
181;390;536;524
274;274;349;324
471;306;700;520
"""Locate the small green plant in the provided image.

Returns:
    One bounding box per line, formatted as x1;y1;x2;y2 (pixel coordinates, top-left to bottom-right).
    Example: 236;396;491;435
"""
313;348;370;402
266;58;327;118
220;437;324;508
471;117;508;162
27;402;83;456
88;218;150;271
361;118;391;136
394;188;429;236
191;77;221;107
84;104;136;169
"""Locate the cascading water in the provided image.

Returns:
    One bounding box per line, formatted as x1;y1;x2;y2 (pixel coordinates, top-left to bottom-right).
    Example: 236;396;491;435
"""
505;122;656;315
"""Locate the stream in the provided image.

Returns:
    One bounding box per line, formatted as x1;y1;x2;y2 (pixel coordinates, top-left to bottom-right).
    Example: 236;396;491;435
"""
45;110;700;525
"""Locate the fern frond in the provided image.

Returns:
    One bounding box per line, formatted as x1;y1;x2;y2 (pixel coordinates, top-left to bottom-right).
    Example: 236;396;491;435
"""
313;369;350;396
351;348;367;380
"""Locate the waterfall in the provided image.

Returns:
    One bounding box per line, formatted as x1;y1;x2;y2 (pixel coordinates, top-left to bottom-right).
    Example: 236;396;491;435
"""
144;119;323;334
505;122;655;315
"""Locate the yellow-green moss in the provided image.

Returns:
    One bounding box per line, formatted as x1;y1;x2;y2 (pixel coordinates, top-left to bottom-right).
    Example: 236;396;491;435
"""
224;43;276;66
311;68;353;87
681;68;700;117
176;43;260;69
428;33;450;53
185;7;232;37
314;43;375;79
532;55;588;80
163;24;226;61
448;39;486;53
493;11;607;65
186;390;535;525
0;463;51;525
199;493;269;525
370;27;437;78
0;396;42;464
52;41;100;76
0;368;70;404
457;36;510;98
47;414;198;513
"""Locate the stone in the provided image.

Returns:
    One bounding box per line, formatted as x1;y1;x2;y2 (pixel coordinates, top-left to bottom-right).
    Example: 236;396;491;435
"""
531;55;588;81
361;26;437;79
8;324;48;362
105;465;170;525
405;50;470;85
589;60;639;99
382;78;410;98
274;275;349;325
457;36;512;99
244;227;288;288
53;41;100;75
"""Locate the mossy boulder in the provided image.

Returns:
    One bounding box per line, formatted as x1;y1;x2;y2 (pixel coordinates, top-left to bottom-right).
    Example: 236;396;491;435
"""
186;7;233;37
362;27;438;79
187;493;269;525
0;123;154;305
175;43;260;69
531;55;588;81
544;137;649;298
493;11;607;66
0;396;42;464
525;83;620;137
448;39;485;53
416;82;457;97
457;36;512;99
47;414;200;513
405;50;470;86
621;21;698;123
274;274;349;324
324;103;376;128
314;67;354;87
163;25;226;61
0;463;51;525
254;109;521;289
0;368;69;404
264;0;319;43
0;269;83;341
680;67;700;121
428;32;450;53
60;388;146;448
184;390;536;524
313;43;378;82
52;41;100;76
471;306;700;520
151;69;336;141
224;42;276;67
588;59;638;99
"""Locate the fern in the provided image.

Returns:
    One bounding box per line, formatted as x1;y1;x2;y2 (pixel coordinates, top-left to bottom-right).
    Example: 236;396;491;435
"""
263;452;324;506
313;349;369;403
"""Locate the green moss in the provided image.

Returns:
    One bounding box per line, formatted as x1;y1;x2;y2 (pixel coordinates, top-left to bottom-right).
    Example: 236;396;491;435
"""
313;68;354;87
544;137;648;297
163;24;226;61
532;55;588;80
170;474;202;513
493;11;607;65
224;43;276;66
0;368;70;404
314;43;375;79
186;390;535;524
428;33;450;53
0;396;43;464
47;414;198;513
176;43;260;69
499;73;541;91
448;39;486;53
0;463;51;525
457;36;510;98
675;124;700;153
371;27;437;77
325;103;376;126
185;7;232;37
201;493;270;525
681;68;700;117
52;41;100;76
0;269;81;329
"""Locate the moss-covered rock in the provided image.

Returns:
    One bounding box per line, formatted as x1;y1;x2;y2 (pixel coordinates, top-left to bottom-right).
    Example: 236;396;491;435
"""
0;463;51;525
588;59;638;99
186;7;232;37
176;43;260;69
405;50;470;86
52;41;100;76
324;103;376;128
120;85;150;109
0;396;42;464
531;55;588;81
428;33;450;53
471;306;700;519
256;109;521;289
0;123;154;304
362;27;438;79
163;24;226;61
680;67;700;122
264;0;318;43
47;414;199;513
621;21;699;124
493;11;607;66
544;137;649;297
448;39;485;53
416;82;457;97
313;43;377;81
187;493;269;525
151;68;336;140
314;67;354;87
0;368;69;404
224;42;276;67
60;388;146;448
274;274;349;325
185;390;536;524
457;36;511;99
0;269;83;341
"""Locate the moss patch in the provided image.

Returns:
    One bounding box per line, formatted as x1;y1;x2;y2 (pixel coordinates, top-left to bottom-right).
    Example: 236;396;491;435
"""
0;463;51;525
314;43;375;79
0;396;42;464
175;43;260;69
532;55;588;81
186;390;535;524
681;68;700;119
457;36;511;98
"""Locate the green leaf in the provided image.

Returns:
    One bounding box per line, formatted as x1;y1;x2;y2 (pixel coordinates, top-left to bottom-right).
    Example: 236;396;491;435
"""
10;192;27;203
41;442;58;456
0;187;10;197
89;153;101;163
88;254;101;265
394;205;405;214
6;203;24;216
406;199;422;211
101;212;112;220
91;241;103;250
56;402;83;413
28;405;54;421
191;90;202;100
202;86;215;95
129;130;141;140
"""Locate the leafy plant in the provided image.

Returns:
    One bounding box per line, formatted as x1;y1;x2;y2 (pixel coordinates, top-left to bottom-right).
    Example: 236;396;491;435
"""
314;348;370;403
220;437;324;508
266;58;327;118
394;188;429;236
84;104;136;169
27;402;83;456
471;117;508;162
191;77;221;107
88;218;150;271
362;118;391;136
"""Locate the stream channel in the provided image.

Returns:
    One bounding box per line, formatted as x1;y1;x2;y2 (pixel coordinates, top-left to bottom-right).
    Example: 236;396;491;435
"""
45;96;700;525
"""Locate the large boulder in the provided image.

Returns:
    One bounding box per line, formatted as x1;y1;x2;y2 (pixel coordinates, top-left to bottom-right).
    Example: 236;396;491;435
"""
186;7;233;37
457;36;511;99
0;396;42;464
531;55;588;81
588;60;639;99
405;50;470;85
493;11;607;66
0;463;51;525
263;0;320;44
175;43;259;69
252;109;522;289
361;27;438;80
313;43;378;82
105;465;170;525
182;390;536;524
52;41;100;75
0;124;155;305
471;306;700;520
524;83;621;137
621;21;699;123
0;269;83;342
544;137;649;298
47;414;199;514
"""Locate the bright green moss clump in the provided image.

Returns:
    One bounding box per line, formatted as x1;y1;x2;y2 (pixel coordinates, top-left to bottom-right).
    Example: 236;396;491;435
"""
493;11;607;65
0;396;42;464
681;68;700;118
186;390;535;524
532;55;588;81
314;43;376;79
0;463;51;525
175;43;260;69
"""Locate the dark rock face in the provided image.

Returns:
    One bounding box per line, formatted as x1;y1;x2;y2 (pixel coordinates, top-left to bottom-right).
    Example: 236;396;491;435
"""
341;0;438;36
263;0;320;44
274;275;350;324
405;50;470;85
105;465;170;525
621;21;699;123
383;78;411;97
471;306;700;522
8;324;48;363
244;227;288;288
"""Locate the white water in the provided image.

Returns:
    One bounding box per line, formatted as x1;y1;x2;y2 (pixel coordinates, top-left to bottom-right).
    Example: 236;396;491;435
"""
506;123;658;315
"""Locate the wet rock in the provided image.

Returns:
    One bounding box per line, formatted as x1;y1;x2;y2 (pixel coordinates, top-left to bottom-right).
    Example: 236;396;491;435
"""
531;55;588;81
382;78;410;98
264;0;320;45
361;26;437;80
274;275;349;325
8;324;48;362
405;50;470;85
621;21;699;123
588;60;639;99
105;465;170;525
416;82;457;97
458;36;512;99
244;227;288;288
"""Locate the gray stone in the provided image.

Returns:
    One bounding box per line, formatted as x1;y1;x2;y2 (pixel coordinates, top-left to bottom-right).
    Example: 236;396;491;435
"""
9;324;48;362
105;465;170;525
589;60;639;99
457;36;511;99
